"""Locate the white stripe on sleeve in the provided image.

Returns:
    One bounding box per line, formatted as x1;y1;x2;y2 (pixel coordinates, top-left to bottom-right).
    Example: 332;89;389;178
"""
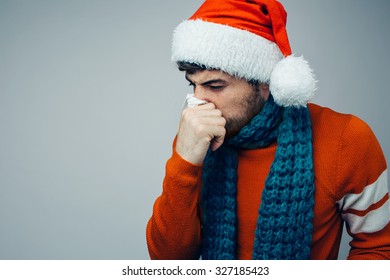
342;199;390;234
337;169;388;211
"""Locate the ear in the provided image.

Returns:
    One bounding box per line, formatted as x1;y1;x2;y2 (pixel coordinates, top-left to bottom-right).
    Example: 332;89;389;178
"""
259;83;270;100
260;83;269;91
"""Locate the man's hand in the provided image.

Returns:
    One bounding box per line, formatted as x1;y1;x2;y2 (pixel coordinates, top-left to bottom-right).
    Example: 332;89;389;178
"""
176;103;226;165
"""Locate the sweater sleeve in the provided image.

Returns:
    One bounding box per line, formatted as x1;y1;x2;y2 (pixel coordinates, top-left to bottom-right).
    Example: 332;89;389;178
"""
146;140;203;259
335;116;390;259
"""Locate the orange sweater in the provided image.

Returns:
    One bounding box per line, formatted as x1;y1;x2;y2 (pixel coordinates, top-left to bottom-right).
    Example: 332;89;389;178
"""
146;104;390;259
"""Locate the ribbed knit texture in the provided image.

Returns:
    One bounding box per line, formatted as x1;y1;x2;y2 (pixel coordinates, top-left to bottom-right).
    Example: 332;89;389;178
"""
201;95;315;259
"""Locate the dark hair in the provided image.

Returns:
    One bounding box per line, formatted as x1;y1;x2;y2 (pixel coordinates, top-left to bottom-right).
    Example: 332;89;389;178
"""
177;61;208;74
176;61;259;86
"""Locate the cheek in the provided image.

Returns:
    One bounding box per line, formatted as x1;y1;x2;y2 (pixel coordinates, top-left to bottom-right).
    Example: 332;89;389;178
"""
211;84;255;119
218;99;245;121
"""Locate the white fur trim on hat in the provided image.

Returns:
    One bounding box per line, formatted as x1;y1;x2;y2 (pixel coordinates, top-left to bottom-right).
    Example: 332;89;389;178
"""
172;20;283;83
172;20;316;107
269;56;317;107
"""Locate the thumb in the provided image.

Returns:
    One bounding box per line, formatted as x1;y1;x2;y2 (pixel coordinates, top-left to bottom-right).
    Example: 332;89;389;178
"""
210;134;225;151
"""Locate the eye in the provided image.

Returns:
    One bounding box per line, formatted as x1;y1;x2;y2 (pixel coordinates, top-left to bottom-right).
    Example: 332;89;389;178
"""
208;85;224;90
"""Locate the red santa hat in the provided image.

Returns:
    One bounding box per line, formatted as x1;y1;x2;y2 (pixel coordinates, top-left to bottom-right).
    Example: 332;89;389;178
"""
172;0;316;107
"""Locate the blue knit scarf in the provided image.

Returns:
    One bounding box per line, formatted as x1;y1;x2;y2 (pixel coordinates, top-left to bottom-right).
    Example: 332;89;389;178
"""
201;95;315;259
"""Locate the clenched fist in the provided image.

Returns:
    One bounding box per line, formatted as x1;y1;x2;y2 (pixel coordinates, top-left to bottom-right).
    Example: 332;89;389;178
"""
176;102;226;165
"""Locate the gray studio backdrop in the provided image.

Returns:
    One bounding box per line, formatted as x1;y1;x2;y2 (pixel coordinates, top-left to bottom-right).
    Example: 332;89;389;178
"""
0;0;389;260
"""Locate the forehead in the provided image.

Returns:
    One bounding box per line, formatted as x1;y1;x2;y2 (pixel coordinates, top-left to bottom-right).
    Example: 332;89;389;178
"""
186;69;236;82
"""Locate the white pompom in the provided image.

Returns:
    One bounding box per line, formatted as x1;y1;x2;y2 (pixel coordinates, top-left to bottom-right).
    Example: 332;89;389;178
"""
269;55;317;107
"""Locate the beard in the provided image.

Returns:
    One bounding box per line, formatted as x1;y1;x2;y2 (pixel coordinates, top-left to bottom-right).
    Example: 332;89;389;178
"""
224;86;267;139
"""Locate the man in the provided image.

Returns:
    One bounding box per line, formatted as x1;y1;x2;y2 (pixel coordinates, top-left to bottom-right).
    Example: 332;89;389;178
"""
146;0;390;259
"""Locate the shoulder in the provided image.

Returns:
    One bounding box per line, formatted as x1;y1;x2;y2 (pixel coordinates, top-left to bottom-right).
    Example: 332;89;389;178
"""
308;103;386;198
308;103;374;146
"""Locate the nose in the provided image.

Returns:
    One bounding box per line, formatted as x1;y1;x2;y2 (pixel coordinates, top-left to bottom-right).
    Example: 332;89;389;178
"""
194;87;210;102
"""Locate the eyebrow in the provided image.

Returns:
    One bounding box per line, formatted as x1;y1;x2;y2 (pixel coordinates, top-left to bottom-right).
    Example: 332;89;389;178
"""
185;75;227;86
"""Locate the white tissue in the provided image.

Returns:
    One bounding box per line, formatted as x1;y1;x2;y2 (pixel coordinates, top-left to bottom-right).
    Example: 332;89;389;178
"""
182;93;207;109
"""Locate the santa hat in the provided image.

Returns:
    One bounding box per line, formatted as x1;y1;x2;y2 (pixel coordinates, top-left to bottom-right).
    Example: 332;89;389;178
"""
172;0;316;107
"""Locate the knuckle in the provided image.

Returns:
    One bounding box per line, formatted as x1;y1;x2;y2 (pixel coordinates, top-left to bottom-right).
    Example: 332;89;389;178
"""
181;109;189;119
207;103;215;109
195;124;206;135
190;117;200;127
181;108;194;120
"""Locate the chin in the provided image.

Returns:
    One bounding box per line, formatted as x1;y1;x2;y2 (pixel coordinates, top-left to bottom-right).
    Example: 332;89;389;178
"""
225;116;253;140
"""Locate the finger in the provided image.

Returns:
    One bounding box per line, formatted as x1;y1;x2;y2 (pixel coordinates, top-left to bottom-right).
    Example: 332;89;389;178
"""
194;102;215;110
182;108;223;120
198;116;226;127
209;127;226;151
